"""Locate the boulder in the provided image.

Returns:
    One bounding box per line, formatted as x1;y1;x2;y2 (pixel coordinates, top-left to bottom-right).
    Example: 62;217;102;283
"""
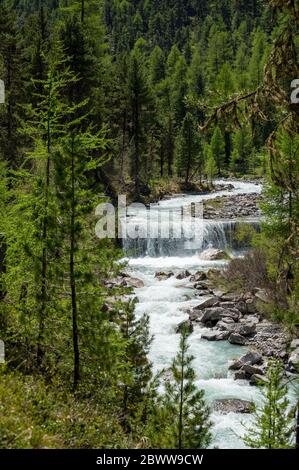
176;270;191;280
190;272;207;283
201;307;240;324
124;276;144;289
234;370;247;380
196;289;212;297
229;333;247;345
240;315;260;325
201;330;230;341
219;301;236;310
194;297;219;311
213;399;253;414
176;320;193;335
221;293;241;302
194;282;210;290
236;301;247;314
229;351;263;370
200;248;228;261
216;320;236;332
235;322;256;337
189;310;203;322
287;349;299;373
290;339;299;351
155;271;174;281
243;364;265;377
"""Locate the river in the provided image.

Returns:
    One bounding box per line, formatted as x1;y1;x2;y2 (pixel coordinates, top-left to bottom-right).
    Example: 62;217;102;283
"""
123;180;263;448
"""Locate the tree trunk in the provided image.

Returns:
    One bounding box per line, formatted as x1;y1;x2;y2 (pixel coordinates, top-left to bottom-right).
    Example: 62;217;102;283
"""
37;111;51;367
70;137;80;390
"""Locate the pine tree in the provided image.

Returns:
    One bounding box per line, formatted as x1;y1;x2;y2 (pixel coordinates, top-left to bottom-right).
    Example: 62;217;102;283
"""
170;55;188;124
115;299;153;428
248;29;269;88
162;326;212;449
204;143;217;185
175;112;201;184
149;46;165;86
243;359;295;449
0;4;24;167
209;127;226;175
127;45;151;198
230;126;253;174
188;47;204;98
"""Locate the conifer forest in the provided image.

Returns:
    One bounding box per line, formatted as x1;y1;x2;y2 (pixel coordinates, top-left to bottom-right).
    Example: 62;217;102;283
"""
0;0;298;456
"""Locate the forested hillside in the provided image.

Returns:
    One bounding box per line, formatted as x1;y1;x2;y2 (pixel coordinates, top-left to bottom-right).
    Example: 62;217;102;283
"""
0;0;298;451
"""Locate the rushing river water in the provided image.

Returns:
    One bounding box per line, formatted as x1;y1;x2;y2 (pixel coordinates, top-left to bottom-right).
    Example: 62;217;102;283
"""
123;181;264;448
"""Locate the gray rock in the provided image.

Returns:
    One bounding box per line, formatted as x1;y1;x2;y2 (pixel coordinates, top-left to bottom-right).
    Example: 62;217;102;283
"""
155;271;174;281
201;307;240;324
194;281;210;290
235;322;256;337
229;333;247;345
221;317;236;323
201;330;230;341
243;364;264;377
229;351;263;370
176;270;191;280
219;301;236;310
216;320;236;332
236;301;247;314
290;339;299;351
190;272;207;283
176;320;193;335
287;349;299;373
213;399;253;414
188;310;203;322
196;290;211;297
199;248;229;261
234;370;247;380
194;297;219;311
124;276;144;289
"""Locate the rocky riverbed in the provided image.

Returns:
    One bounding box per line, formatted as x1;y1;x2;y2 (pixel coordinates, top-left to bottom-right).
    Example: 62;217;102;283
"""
203;193;262;219
152;267;298;382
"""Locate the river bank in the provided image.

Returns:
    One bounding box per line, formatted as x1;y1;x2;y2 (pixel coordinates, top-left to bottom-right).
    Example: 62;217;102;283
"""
121;180;298;448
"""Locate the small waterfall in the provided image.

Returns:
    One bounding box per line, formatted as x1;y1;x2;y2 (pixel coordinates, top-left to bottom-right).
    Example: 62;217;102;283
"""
123;214;260;258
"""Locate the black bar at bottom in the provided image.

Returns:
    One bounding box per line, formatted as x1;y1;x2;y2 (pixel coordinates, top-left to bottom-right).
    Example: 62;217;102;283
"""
0;449;297;468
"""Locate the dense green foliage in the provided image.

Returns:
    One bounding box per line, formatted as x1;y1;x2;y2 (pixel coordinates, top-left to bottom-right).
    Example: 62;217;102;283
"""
243;360;295;449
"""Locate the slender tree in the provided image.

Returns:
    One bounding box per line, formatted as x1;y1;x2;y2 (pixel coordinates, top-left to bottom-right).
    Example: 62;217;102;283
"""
243;360;295;449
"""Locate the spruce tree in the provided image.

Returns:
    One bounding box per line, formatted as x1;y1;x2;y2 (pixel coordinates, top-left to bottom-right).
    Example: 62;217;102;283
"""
205;144;218;185
162;327;211;449
115;299;153;428
230;126;253;175
127;46;151;198
209;127;226;175
175;112;201;184
243;359;295;449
